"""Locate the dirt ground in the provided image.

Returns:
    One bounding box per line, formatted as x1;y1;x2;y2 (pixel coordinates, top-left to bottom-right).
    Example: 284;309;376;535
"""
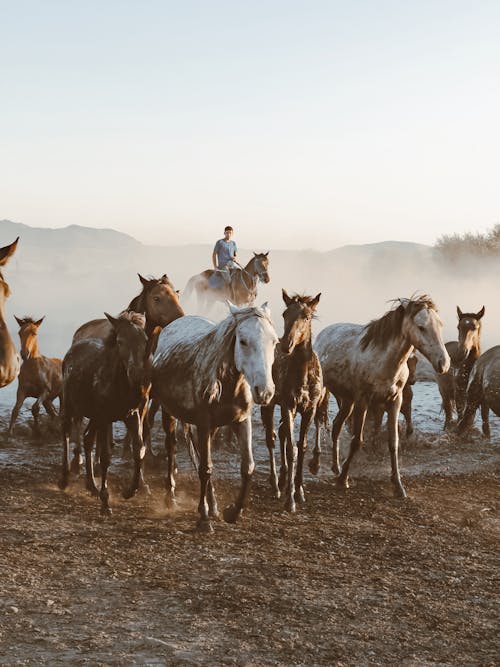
0;386;499;666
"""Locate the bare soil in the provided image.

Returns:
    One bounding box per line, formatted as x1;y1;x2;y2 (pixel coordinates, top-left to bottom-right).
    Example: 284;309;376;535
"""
0;384;499;666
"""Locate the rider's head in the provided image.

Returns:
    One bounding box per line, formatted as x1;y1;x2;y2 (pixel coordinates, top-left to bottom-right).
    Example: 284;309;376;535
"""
224;226;233;240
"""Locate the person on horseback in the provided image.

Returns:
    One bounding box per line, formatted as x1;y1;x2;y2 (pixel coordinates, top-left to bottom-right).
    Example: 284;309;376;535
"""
212;226;238;284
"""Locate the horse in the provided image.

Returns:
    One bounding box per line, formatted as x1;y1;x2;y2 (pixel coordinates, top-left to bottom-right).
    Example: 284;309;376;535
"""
7;316;63;436
261;290;324;512
457;345;500;438
183;253;270;311
152;302;278;531
59;311;151;515
71;273;184;462
437;306;484;429
314;296;450;498
0;238;20;388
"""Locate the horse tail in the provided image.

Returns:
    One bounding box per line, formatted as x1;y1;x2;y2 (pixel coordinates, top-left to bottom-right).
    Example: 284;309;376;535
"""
182;422;199;470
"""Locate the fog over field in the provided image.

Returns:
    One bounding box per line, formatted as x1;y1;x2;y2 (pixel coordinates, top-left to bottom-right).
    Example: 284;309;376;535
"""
1;219;498;362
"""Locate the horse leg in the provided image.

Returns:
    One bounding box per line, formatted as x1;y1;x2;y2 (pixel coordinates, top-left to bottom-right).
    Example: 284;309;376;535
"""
277;418;288;492
196;423;213;532
331;399;354;476
83;421;99;497
31;395;45;436
295;409;314;504
43;399;57;418
162;410;177;507
223;416;254;524
7;387;26;436
401;386;414;437
386;393;406;498
58;415;72;490
98;425;112;515
337;404;366;489
443;396;454;430
122;409;148;499
207;427;219;519
481;402;490;439
309;390;328;474
457;378;482;434
70;417;84;473
280;407;297;513
261;403;280;498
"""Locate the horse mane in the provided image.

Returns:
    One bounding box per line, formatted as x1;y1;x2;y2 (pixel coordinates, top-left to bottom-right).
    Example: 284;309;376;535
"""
16;316;37;325
104;311;146;347
361;294;437;351
285;293;319;318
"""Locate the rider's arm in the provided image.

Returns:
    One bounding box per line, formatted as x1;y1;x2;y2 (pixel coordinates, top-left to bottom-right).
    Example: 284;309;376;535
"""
212;249;218;269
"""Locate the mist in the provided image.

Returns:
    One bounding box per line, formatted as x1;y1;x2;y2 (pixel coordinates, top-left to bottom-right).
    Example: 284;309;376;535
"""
1;222;499;364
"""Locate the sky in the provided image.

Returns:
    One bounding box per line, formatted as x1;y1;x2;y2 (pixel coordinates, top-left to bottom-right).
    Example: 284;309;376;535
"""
1;0;499;250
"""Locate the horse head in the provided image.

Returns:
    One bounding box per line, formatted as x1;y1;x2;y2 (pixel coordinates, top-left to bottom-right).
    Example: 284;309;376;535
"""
229;301;278;405
454;305;485;364
134;274;185;331
105;311;150;389
251;252;270;284
280;289;320;354
15;315;44;360
400;296;450;374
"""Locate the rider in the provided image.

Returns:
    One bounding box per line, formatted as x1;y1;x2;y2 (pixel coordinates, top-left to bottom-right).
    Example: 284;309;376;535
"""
212;226;238;283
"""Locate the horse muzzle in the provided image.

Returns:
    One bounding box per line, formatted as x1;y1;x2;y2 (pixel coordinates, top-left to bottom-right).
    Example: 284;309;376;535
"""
435;355;451;375
252;385;275;405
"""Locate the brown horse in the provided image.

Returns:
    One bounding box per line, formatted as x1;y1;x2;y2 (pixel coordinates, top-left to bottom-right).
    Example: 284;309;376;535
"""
457;344;500;438
0;238;20;388
261;290;323;512
59;312;150;515
8;316;63;436
183;253;270;310
73;273;184;343
437;306;484;429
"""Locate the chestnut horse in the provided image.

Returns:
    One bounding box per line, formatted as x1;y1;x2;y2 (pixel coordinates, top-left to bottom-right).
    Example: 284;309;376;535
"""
152;303;277;531
183;253;270;310
261;290;324;512
8;316;62;436
0;238;20;388
59;312;150;515
457;344;500;438
437;306;484;429
315;296;450;498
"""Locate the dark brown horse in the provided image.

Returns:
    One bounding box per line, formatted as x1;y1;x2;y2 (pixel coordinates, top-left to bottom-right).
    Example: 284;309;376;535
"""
261;290;323;512
183;253;270;310
0;238;20;388
457;345;500;438
437;306;484;429
59;312;150;514
8;316;63;436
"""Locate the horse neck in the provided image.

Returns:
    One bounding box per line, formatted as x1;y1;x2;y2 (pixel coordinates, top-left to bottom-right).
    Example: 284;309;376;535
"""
243;258;258;277
376;333;414;378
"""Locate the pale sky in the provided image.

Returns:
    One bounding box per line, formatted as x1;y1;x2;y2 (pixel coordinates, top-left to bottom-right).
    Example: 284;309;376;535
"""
2;0;499;250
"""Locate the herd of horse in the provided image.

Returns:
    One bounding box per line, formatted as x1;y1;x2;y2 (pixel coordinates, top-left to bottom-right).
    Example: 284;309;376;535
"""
0;237;496;531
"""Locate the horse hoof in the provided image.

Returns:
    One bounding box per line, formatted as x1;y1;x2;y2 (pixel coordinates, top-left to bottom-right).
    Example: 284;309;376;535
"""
58;477;68;490
284;500;296;513
209;509;221;520
223;504;240;524
100;506;113;516
122;487;137;500
294;488;306;504
139;483;151;496
164;494;177;509
394;486;408;499
196;519;214;533
308;459;320;476
86;485;99;498
273;488;281;500
335;476;349;490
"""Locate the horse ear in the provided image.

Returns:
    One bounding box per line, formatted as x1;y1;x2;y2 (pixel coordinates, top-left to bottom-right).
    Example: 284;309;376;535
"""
477;306;485;319
226;300;239;316
14;315;23;327
104;312;118;328
34;316;45;328
457;306;463;319
260;302;271;318
138;274;148;287
264;251;269;257
282;289;292;306
253;251;257;257
310;293;321;309
0;237;19;267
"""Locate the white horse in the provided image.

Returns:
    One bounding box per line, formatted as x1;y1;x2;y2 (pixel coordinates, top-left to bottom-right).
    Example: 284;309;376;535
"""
152;302;278;531
314;296;450;498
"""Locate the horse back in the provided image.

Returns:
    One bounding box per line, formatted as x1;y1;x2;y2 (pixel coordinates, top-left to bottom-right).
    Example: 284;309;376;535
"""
73;318;111;343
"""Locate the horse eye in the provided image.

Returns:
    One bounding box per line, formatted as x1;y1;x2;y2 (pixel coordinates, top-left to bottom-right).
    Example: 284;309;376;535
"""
240;339;248;347
153;296;161;302
419;325;426;332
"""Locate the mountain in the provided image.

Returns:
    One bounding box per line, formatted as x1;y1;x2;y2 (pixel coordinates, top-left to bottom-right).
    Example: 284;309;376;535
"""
0;220;140;249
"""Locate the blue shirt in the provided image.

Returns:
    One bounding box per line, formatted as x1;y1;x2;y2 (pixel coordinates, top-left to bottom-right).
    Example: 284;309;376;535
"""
214;238;237;268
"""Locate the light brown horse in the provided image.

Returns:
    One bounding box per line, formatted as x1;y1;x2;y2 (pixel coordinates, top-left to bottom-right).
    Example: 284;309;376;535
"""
183;253;270;311
0;238;20;388
8;316;63;436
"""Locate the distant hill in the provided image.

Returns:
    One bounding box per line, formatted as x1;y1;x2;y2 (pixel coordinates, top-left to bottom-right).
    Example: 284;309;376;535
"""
0;220;140;249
